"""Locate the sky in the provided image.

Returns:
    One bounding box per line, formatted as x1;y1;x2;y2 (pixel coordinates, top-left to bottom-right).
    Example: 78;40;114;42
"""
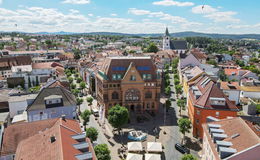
0;0;259;34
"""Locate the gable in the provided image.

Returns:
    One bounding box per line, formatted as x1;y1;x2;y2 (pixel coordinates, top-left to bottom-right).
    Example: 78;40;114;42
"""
121;63;144;84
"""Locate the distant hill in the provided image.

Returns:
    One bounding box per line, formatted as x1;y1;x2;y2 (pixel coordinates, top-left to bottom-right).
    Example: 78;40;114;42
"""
1;31;260;40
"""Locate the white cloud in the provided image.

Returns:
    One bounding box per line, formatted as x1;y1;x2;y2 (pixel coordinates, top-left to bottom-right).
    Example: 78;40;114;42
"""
128;8;202;28
153;0;194;7
0;0;3;5
62;0;90;4
227;23;260;29
191;5;240;23
128;8;151;15
110;13;117;16
88;13;93;17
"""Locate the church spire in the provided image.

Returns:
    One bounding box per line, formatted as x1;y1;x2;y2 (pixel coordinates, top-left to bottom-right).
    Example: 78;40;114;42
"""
165;27;170;36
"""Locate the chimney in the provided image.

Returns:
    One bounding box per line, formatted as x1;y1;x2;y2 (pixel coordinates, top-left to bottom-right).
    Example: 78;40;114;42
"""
50;136;56;143
61;114;66;121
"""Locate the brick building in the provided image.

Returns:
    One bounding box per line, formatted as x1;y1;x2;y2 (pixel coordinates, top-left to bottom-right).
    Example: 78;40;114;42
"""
96;57;161;115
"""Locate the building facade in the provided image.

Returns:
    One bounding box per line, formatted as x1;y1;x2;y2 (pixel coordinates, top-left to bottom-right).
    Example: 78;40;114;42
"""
187;75;238;138
96;57;161;115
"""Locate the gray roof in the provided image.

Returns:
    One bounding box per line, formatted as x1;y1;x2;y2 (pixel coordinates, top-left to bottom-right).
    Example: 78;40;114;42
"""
27;87;76;111
170;40;188;50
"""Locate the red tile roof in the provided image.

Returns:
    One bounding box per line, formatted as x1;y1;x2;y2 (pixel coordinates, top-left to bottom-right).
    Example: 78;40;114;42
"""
0;118;58;156
32;62;63;69
202;117;260;160
189;75;238;111
220;82;240;90
12;118;97;160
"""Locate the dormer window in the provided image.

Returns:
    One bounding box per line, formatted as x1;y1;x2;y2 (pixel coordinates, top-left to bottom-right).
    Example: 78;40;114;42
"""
130;75;136;81
210;97;226;106
44;95;63;108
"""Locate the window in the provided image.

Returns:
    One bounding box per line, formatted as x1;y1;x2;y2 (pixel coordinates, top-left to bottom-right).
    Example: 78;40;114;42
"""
216;112;220;117
146;102;150;109
112;74;117;80
196;119;199;124
17;110;23;114
117;74;122;80
143;74;147;79
151;83;155;86
145;91;152;99
196;110;200;115
40;112;43;115
112;91;119;99
125;89;140;101
130;75;136;81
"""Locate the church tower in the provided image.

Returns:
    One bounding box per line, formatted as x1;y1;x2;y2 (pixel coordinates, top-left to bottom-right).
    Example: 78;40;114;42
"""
163;27;171;50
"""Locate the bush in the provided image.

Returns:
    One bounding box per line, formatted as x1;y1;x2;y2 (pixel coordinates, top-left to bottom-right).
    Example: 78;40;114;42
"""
86;97;93;105
70;83;76;89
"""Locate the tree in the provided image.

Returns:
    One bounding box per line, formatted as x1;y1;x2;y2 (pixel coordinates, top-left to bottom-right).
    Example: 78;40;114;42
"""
178;118;191;144
86;96;93;106
80;81;86;90
256;104;260;114
164;64;170;70
68;77;73;83
76;77;83;83
81;109;91;125
175;84;183;97
165;99;171;112
76;97;83;106
108;104;129;133
165;86;171;96
177;99;186;115
94;144;111;160
72;89;80;96
174;79;180;85
70;83;76;89
86;127;98;142
181;154;198;160
29;86;41;93
147;43;158;53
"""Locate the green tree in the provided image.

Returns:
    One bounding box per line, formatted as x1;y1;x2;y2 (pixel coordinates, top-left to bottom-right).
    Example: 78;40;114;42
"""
181;154;198;160
29;86;41;93
72;89;80;96
70;83;76;89
86;127;98;142
68;77;73;83
147;43;158;53
177;99;186;115
175;84;183;97
81;109;91;125
76;77;83;83
178;118;191;144
165;99;171;111
165;86;171;96
80;81;86;90
108;104;129;133
86;96;93;106
76;97;83;106
94;144;111;160
256;104;260;114
164;64;170;70
174;79;180;85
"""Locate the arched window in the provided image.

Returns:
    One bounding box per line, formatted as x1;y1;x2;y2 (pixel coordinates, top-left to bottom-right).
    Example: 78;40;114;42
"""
112;91;119;99
145;91;152;99
125;89;140;101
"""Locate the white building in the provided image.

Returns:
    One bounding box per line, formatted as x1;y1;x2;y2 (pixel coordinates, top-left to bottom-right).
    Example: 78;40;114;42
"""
220;82;241;105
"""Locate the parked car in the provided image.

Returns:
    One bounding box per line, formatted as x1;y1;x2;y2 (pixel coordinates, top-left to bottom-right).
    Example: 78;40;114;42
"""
92;108;99;117
175;143;190;154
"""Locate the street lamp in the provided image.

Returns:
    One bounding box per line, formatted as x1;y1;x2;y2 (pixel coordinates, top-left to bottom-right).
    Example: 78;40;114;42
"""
160;96;167;134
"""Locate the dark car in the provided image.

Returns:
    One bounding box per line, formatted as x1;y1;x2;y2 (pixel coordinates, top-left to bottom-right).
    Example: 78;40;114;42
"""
175;143;190;154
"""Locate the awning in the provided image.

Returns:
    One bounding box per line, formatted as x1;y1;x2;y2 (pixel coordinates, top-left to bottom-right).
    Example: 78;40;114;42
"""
126;153;143;160
147;142;163;152
145;153;161;160
127;142;143;152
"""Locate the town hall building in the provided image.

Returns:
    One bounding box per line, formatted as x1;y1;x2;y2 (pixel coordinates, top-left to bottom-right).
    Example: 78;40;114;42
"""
96;57;161;115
